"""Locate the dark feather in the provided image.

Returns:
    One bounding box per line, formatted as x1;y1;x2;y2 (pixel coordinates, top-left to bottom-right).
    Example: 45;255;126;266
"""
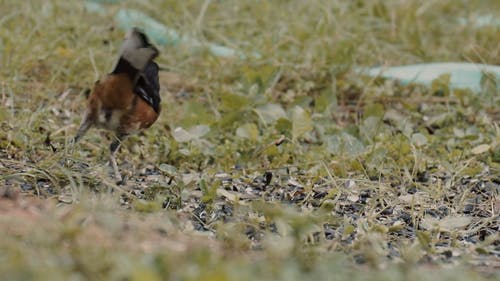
136;29;153;49
111;57;140;81
135;61;161;113
111;28;158;81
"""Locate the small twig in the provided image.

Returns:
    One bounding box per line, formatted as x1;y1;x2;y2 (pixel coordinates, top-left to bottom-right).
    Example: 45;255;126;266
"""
195;0;211;36
205;90;221;120
99;176;132;196
88;48;99;82
191;213;216;233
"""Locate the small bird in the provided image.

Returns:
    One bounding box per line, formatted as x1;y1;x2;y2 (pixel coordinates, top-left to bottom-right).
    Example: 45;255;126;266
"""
73;28;161;183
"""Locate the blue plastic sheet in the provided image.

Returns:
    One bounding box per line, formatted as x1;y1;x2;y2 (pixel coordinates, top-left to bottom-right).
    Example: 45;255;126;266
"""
115;9;182;47
458;14;500;28
362;63;500;93
85;1;257;59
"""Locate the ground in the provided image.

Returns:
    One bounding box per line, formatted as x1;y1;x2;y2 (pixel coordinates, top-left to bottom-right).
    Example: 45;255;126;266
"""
0;0;499;280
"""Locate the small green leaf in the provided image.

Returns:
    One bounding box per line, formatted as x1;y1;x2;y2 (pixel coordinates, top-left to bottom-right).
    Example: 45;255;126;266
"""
133;199;161;213
219;92;250;111
388;221;405;233
431;73;451;96
480;71;498;96
200;179;219;204
188;125;210;138
421;215;473;232
324;132;365;156
315;88;337;113
364;103;385;119
172;127;192;142
275;118;292;136
254;103;287;125
372;224;388;234
342;224;356;238
359;116;383;142
471;144;490;155
291;105;313;140
158;164;177;176
236;123;259;140
411;133;428;147
172;125;210;142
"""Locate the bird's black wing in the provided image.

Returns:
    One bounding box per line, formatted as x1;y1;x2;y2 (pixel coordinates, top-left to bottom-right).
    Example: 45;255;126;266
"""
134;61;161;113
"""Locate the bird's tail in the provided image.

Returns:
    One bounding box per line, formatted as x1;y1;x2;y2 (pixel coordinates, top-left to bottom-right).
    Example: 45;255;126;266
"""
111;28;159;82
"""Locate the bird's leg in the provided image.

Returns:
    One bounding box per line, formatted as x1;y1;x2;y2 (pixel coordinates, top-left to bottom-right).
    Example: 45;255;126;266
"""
110;133;127;184
73;112;92;144
66;113;93;167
